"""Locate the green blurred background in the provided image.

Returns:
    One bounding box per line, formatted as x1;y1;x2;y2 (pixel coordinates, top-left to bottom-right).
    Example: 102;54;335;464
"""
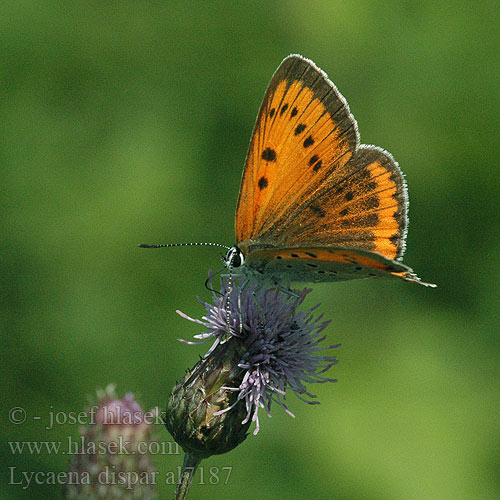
2;1;499;499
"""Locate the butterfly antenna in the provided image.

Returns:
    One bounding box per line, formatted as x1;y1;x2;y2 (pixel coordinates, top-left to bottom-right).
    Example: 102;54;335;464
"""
138;242;231;250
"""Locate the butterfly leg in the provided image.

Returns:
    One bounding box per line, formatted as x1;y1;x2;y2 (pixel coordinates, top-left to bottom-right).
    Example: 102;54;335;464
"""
223;271;249;336
224;271;235;335
252;288;268;335
278;285;299;298
236;278;251;336
222;276;265;336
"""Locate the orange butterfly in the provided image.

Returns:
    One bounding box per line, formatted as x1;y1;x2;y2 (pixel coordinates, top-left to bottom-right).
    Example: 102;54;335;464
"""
142;55;434;288
223;54;434;287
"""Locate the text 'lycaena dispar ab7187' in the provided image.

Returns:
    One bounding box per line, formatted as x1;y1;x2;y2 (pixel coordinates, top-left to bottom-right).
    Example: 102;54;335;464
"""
141;54;436;288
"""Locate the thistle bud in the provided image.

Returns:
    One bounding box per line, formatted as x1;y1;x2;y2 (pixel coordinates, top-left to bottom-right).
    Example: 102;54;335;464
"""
64;385;158;500
165;338;251;458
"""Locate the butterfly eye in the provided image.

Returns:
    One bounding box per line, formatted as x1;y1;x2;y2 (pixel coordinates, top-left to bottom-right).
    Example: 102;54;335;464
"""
224;246;245;269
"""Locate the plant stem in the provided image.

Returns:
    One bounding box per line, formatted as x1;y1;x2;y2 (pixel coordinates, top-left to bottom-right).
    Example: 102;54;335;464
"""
173;452;202;500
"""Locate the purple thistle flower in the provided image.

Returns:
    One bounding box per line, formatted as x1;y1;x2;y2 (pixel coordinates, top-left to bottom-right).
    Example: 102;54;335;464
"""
177;278;339;434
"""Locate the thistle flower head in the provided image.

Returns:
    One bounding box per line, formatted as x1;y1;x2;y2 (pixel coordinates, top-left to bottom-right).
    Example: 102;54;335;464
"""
176;278;339;434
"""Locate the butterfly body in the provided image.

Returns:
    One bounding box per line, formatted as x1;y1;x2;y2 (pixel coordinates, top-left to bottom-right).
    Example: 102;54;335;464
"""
229;54;435;287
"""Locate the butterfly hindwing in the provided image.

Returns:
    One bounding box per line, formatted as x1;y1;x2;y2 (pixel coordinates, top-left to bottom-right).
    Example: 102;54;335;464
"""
251;145;408;261
242;246;431;286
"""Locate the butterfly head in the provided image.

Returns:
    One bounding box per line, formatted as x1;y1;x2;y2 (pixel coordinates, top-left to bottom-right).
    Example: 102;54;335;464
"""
223;246;245;270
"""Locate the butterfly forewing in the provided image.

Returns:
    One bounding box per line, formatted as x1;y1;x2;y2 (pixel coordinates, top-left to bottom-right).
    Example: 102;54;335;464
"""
236;54;358;244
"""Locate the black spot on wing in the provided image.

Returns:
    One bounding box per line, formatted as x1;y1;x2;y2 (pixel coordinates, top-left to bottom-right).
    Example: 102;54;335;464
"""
308;154;322;172
258;176;268;190
303;136;314;148
294;124;306;135
261;147;277;162
389;233;399;246
309;204;326;218
309;155;319;166
363;196;380;210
